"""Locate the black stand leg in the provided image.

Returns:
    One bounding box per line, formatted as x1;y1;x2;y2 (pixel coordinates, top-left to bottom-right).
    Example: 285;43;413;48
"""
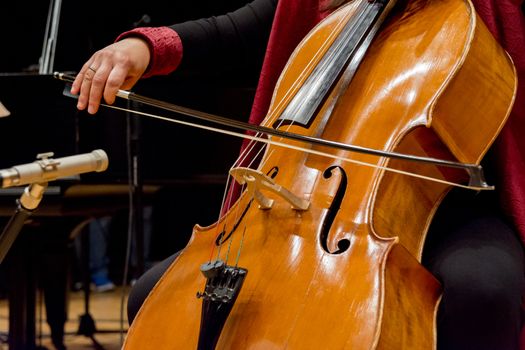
76;222;107;350
5;218;77;350
0;192;40;350
127;103;144;279
7;231;37;350
74;219;124;350
40;233;70;350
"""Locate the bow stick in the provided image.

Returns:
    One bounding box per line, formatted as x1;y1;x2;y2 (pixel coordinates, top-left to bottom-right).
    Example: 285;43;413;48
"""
55;72;492;190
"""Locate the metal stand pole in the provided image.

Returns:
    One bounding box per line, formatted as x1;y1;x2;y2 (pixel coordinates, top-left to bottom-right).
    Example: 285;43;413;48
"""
0;183;46;350
0;183;47;265
39;0;63;74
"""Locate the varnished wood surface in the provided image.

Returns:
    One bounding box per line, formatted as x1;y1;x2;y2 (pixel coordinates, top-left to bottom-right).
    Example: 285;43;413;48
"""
125;0;515;350
0;287;129;350
124;0;516;348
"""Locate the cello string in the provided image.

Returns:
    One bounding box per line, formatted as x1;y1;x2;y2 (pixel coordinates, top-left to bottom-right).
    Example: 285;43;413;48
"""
57;2;456;267
214;140;260;262
101;78;484;267
250;0;376;180
224;223;236;264
250;0;370;142
235;226;248;268
229;0;374;187
220;0;388;269
222;1;378;263
207;0;375;262
227;0;365;168
254;0;372;159
212;134;268;262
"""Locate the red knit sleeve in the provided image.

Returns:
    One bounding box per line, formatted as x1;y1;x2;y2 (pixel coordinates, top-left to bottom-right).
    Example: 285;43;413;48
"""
115;26;183;78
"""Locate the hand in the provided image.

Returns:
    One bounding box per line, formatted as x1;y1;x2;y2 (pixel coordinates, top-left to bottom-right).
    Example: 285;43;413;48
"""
71;37;151;114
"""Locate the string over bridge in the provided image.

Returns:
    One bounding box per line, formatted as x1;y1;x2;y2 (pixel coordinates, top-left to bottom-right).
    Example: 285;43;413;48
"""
229;167;310;210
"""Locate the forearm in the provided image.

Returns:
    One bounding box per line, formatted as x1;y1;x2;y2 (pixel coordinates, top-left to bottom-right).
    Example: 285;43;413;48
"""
117;0;277;77
171;0;277;71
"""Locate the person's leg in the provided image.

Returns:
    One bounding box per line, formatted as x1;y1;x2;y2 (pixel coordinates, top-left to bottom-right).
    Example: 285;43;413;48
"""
127;252;180;324
89;216;115;291
423;190;525;350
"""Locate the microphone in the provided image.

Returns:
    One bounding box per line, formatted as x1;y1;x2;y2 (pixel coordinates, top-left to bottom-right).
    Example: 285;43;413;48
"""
0;149;108;188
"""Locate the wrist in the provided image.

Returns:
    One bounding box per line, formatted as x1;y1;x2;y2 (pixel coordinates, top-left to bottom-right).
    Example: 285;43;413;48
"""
115;27;183;78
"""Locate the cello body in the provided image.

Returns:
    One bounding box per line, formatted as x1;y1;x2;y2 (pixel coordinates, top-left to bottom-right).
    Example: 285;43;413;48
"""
124;0;516;348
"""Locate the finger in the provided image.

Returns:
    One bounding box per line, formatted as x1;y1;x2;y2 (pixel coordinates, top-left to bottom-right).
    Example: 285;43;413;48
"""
71;58;94;95
76;58;101;112
87;62;113;114
103;65;131;105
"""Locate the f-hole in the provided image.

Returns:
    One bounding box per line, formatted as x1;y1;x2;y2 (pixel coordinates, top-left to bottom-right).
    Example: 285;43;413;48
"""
320;165;350;254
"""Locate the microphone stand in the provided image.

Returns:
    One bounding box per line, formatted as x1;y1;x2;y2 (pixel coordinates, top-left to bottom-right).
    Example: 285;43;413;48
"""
0;182;46;350
127;13;150;280
75;104;146;350
0;182;47;265
74;14;150;349
127;99;144;278
39;0;63;74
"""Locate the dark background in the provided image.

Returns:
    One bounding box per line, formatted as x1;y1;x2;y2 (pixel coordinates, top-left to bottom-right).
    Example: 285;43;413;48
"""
0;0;260;262
0;0;258;73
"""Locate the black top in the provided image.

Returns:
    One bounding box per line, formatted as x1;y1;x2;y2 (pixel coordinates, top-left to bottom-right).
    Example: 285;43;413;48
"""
170;0;277;72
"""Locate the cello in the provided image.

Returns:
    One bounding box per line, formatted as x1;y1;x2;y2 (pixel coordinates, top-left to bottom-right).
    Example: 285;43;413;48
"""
120;0;517;348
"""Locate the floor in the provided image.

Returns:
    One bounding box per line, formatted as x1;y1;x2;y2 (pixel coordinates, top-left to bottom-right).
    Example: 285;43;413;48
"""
0;286;129;350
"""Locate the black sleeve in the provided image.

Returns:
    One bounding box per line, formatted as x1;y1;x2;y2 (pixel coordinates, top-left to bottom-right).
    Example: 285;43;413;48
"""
169;0;277;72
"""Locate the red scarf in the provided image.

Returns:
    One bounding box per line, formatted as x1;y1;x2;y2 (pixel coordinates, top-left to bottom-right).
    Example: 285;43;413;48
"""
471;0;525;243
247;0;525;244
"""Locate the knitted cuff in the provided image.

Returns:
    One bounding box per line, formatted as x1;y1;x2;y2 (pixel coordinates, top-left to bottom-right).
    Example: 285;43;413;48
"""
115;26;183;78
